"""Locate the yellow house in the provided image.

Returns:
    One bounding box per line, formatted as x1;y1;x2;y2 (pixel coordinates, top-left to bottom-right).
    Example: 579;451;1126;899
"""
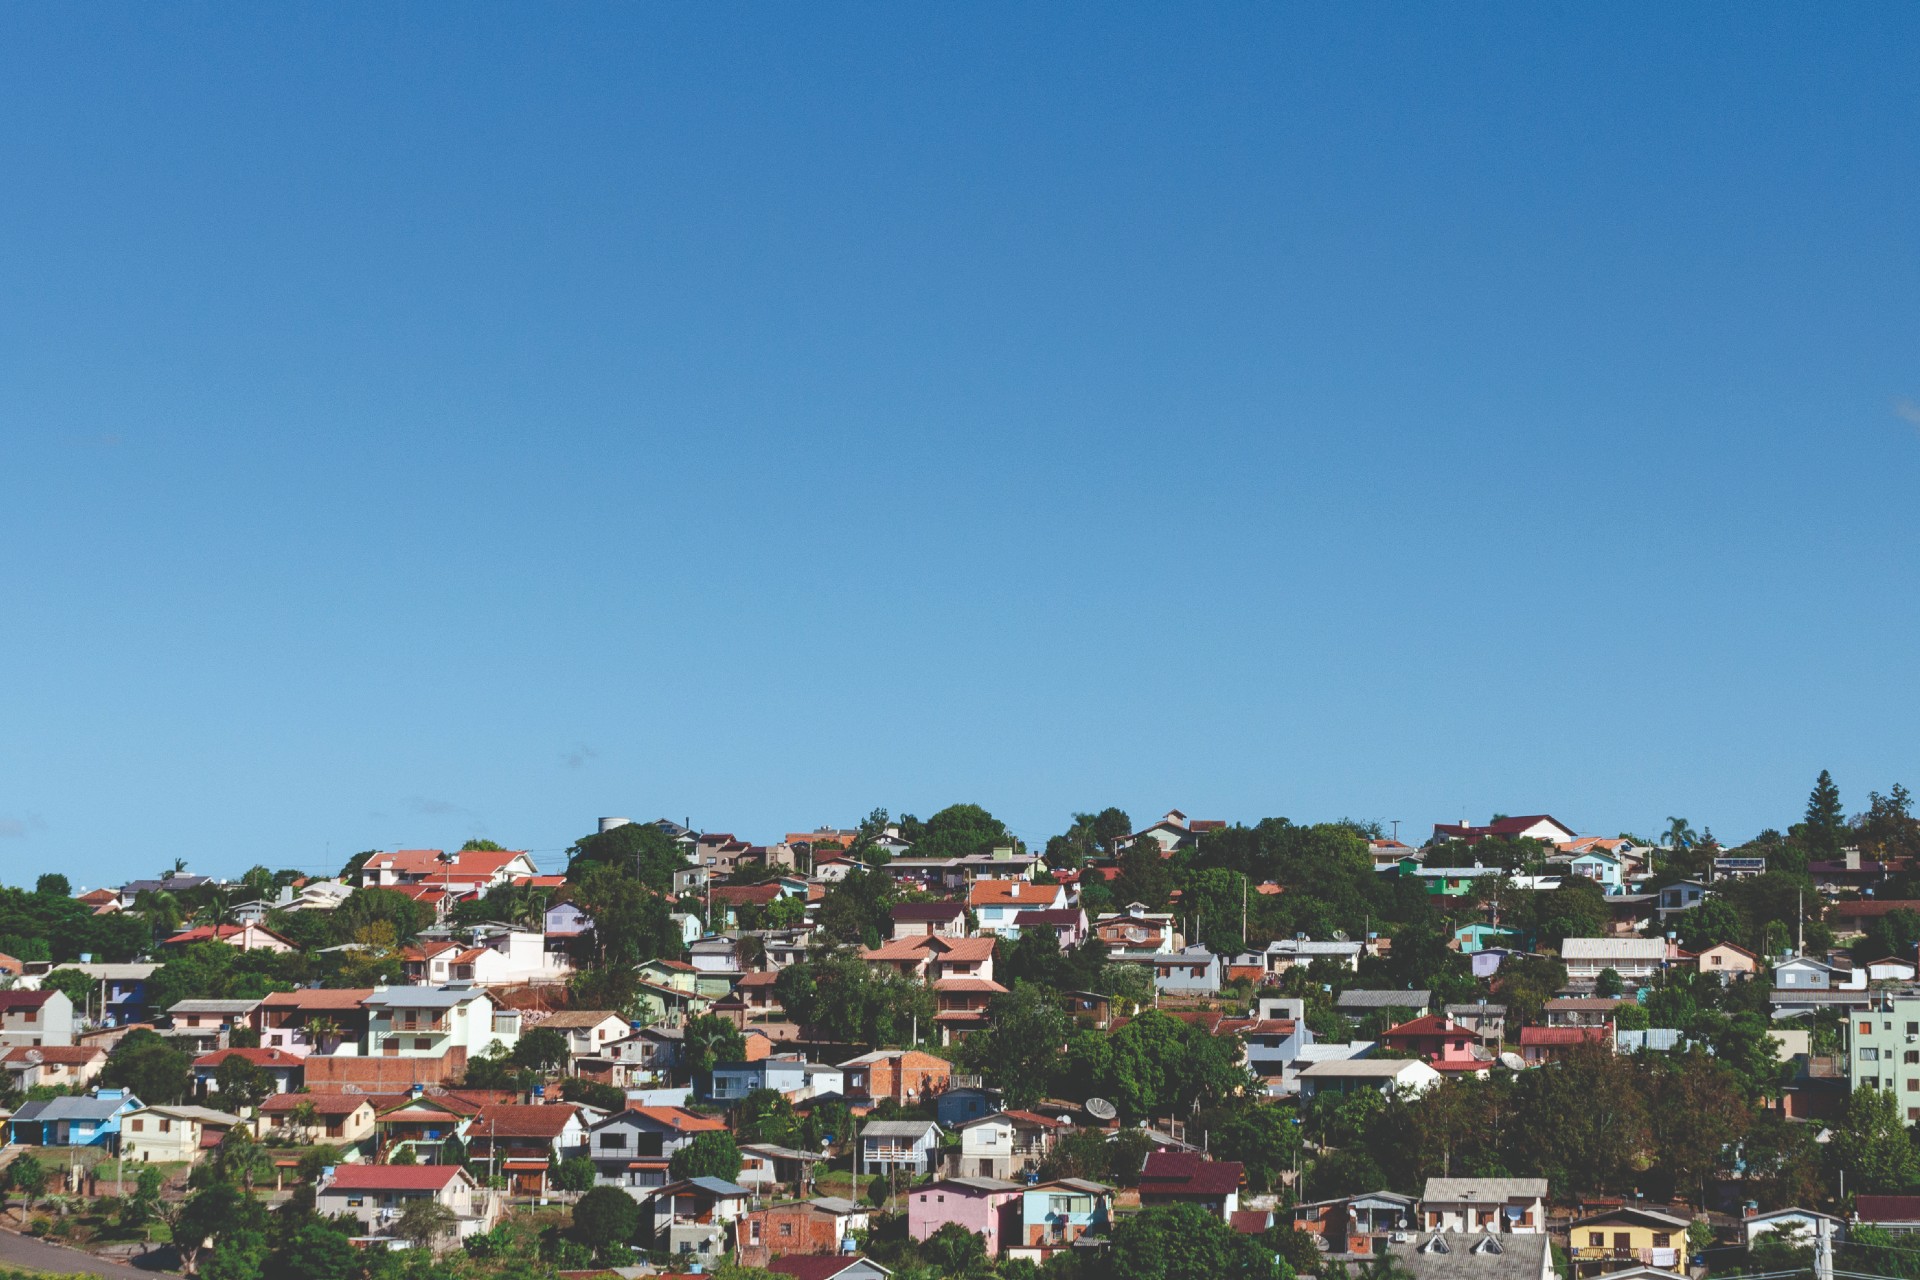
253;1093;378;1148
1569;1207;1692;1272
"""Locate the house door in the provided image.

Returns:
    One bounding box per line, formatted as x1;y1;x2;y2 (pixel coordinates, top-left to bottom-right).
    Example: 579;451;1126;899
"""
1613;1233;1632;1258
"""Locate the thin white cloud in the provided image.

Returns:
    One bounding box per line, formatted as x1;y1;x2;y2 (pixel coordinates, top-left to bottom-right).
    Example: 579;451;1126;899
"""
1896;398;1920;429
403;796;462;816
562;744;601;770
0;814;44;839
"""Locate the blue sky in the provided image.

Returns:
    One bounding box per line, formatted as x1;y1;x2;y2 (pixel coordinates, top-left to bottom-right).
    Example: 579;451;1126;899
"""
3;5;1917;883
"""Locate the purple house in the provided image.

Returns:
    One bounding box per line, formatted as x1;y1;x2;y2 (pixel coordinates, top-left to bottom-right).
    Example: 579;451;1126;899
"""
907;1176;1025;1253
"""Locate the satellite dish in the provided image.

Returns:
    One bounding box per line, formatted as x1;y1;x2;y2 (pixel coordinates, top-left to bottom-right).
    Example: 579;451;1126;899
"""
1499;1052;1526;1071
1085;1097;1118;1121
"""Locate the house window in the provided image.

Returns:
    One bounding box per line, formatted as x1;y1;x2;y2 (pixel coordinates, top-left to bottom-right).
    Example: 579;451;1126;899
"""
414;1038;430;1051
1864;1048;1880;1061
600;1133;627;1150
1654;1235;1671;1248
131;1120;144;1132
1861;1022;1873;1035
779;1223;791;1236
1589;1233;1605;1248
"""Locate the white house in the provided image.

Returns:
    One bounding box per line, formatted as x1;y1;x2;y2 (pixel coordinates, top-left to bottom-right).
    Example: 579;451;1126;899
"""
968;880;1068;936
1561;938;1674;987
1296;1058;1441;1101
315;1164;498;1246
859;1119;944;1176
362;983;521;1060
1421;1178;1548;1234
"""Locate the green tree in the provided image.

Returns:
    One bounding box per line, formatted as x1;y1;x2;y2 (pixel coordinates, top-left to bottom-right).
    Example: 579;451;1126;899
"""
572;864;681;967
1110;1202;1288;1280
273;1220;357;1280
964;981;1067;1109
572;1185;642;1256
1806;770;1846;860
921;1221;994;1277
1594;968;1624;998
40;967;97;1017
669;1130;743;1182
566;822;684;890
1204;1100;1303;1194
101;1029;192;1105
1827;1085;1920;1193
815;869;898;948
914;804;1014;860
213;1053;273;1112
201;1228;270;1280
685;1013;748;1078
8;1154;45;1219
395;1198;457;1250
1647;1052;1749;1205
33;874;70;897
511;1027;571;1073
554;1155;597;1192
330;887;432;945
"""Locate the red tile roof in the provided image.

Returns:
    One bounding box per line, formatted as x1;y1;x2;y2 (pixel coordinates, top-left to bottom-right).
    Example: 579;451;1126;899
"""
259;988;374;1011
193;1048;302;1069
326;1164;466;1192
628;1106;726;1133
1139;1151;1244;1196
260;1093;370;1116
470;1103;581;1140
0;1045;104;1065
769;1258;873;1280
1857;1195;1920;1223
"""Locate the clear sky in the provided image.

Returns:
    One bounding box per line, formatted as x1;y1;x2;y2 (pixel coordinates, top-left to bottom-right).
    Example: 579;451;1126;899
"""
3;5;1917;884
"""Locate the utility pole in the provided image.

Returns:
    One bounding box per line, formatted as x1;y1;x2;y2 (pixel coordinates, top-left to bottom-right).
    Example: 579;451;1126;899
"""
1241;875;1247;948
1815;1212;1834;1280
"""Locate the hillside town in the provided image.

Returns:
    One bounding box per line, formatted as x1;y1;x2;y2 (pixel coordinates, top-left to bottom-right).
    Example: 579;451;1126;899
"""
0;774;1915;1280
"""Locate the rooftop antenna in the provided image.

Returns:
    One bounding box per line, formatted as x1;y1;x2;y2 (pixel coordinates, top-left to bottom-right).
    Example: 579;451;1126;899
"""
1391;820;1401;842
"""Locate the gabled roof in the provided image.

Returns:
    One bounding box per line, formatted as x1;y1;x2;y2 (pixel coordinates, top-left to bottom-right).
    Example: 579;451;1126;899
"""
259;1093;371;1116
0;1045;105;1066
326;1164;468;1192
890;903;967;921
599;1106;726;1134
1138;1151;1243;1195
860;1119;941;1139
192;1048;302;1069
1854;1195;1920;1223
536;1010;627;1029
258;988;374;1011
470;1103;581;1139
769;1258;892;1280
968;880;1059;907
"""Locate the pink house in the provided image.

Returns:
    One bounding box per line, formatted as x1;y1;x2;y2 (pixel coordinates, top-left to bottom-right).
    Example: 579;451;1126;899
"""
908;1176;1024;1253
1377;1015;1491;1075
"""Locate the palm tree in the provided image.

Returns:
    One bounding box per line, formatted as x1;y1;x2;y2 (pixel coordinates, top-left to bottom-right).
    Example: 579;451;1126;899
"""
164;858;189;880
1664;817;1699;852
133;889;184;936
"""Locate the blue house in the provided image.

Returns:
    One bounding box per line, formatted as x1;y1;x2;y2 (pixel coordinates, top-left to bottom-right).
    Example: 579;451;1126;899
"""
1453;923;1519;954
1010;1179;1113;1256
936;1086;1002;1128
8;1089;142;1149
1568;852;1624;894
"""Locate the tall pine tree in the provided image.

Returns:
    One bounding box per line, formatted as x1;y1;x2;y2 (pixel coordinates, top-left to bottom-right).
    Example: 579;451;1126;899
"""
1805;769;1846;859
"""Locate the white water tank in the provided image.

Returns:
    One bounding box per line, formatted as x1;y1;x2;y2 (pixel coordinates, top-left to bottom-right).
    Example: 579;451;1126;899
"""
598;817;632;833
